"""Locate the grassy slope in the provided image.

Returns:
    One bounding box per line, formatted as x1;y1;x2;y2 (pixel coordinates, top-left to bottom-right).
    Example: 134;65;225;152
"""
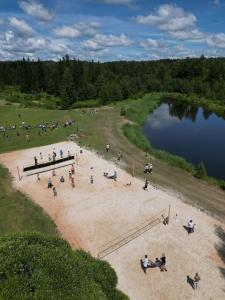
0;165;57;235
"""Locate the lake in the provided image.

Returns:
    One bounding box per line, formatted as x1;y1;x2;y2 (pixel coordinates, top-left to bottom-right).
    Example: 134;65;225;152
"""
142;102;225;181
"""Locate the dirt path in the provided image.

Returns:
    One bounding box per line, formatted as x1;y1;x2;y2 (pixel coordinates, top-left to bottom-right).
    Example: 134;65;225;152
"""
0;142;224;300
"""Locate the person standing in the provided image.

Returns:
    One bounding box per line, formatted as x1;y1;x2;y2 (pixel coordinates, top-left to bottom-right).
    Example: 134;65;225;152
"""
60;149;63;158
48;178;52;188
90;175;93;184
188;219;195;234
34;156;38;166
160;253;167;272
142;255;150;274
71;164;75;175
37;174;40;182
106;144;110;152
194;273;201;289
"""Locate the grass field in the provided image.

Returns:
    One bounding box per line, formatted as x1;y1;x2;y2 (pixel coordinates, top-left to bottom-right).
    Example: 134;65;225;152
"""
0;165;57;235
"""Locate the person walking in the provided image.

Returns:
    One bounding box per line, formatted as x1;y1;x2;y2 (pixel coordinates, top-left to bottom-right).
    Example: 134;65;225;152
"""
194;273;201;289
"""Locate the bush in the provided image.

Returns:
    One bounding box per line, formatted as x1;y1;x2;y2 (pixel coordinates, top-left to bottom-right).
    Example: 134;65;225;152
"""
194;161;207;179
0;232;128;300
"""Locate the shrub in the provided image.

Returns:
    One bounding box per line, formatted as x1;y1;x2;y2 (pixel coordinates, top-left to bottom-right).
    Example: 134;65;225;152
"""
0;232;128;300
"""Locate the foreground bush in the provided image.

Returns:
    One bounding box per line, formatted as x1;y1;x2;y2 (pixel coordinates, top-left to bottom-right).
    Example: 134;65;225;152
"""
0;232;128;300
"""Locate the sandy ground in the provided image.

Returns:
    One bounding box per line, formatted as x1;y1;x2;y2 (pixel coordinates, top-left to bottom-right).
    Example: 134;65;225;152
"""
0;141;224;300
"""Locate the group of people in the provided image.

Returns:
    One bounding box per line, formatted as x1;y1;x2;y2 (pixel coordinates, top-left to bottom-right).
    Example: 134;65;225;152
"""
33;148;73;166
142;253;167;273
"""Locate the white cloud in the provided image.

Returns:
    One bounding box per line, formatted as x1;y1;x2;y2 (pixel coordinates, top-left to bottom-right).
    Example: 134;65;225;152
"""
54;25;81;38
9;17;34;36
98;0;133;5
136;4;204;41
140;38;159;50
19;0;53;21
169;29;205;41
54;22;100;39
206;33;225;48
83;33;132;51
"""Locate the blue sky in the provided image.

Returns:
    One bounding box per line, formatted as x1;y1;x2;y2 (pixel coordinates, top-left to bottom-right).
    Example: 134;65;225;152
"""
0;0;225;61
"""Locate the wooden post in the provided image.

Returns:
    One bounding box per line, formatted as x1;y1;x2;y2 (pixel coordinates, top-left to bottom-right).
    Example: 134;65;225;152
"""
17;166;21;180
167;205;171;224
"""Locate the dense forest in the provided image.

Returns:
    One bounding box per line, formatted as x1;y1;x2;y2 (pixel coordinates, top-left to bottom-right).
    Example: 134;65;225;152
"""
1;55;225;109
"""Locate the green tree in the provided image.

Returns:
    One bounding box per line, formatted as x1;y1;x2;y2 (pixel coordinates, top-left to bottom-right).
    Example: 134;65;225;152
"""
60;67;74;109
0;232;128;300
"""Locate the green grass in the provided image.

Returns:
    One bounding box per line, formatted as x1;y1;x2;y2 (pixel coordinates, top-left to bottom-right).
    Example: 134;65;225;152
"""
0;165;57;235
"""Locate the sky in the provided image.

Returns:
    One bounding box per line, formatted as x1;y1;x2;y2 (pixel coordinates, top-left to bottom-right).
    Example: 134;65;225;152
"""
0;0;225;61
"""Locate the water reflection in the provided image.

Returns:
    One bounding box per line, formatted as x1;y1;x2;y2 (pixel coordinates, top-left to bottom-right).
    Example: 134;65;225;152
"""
143;102;225;180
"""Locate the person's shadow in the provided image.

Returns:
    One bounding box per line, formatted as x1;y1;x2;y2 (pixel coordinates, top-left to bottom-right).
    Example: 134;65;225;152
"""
183;225;190;234
187;275;194;289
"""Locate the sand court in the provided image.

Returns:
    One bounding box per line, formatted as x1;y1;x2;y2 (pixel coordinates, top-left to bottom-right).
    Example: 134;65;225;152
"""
0;141;224;299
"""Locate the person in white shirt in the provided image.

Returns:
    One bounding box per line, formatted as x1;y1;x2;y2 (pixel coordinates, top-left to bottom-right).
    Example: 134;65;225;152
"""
188;219;195;234
106;144;110;152
142;254;150;273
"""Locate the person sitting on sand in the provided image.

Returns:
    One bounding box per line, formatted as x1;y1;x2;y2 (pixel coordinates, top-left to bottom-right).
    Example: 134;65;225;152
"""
60;176;65;183
155;257;161;267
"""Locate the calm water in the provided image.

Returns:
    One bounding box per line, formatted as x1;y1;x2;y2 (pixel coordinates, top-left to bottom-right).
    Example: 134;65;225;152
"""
142;102;225;180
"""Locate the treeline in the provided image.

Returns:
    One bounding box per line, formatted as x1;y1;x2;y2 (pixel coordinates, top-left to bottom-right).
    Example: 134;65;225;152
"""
0;55;225;109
